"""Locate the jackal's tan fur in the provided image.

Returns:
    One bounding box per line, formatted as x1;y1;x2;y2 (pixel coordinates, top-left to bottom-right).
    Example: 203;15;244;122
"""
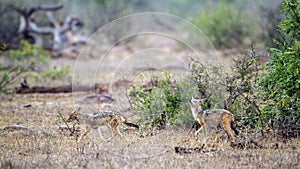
67;107;139;142
189;97;239;142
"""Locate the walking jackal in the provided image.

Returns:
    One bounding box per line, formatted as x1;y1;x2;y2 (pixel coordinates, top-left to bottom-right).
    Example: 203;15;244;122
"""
66;107;139;142
189;97;239;142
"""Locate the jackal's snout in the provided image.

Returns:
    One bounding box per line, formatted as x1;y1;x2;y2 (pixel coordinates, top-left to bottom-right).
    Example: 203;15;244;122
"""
66;110;78;123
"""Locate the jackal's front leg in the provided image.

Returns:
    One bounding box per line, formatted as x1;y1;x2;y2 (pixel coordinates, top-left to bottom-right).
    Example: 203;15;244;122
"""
195;127;203;136
96;127;103;139
196;116;207;137
77;126;91;143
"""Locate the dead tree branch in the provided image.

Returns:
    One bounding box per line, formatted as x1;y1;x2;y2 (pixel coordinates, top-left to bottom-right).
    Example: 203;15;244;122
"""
9;4;89;56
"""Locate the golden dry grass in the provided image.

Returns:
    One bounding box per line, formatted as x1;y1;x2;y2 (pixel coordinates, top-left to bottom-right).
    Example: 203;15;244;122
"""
0;93;300;169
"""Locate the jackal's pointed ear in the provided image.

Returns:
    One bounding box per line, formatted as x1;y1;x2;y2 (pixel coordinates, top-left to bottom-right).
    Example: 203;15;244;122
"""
74;105;80;112
72;105;81;114
190;96;195;104
191;96;197;102
199;98;206;103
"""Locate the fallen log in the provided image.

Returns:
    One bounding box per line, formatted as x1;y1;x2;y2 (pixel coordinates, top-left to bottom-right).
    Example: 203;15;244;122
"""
15;85;97;94
14;79;137;94
3;125;33;131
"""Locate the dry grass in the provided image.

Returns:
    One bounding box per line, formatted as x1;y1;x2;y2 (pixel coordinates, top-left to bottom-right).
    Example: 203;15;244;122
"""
0;93;299;169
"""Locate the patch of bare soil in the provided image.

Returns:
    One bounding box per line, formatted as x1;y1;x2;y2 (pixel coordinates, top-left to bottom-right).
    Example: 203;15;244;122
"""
0;93;299;169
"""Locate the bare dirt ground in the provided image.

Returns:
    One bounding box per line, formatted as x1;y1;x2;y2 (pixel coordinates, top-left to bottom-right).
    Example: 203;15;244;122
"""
0;93;300;169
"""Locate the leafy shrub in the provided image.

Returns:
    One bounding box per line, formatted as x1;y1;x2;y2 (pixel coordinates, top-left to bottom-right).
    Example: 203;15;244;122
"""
0;40;70;93
128;72;183;130
41;66;70;80
0;40;49;93
8;40;48;62
259;0;300;137
192;0;256;49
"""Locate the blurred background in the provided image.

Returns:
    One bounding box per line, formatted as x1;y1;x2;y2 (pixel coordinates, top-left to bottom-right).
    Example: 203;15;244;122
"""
0;0;282;50
0;0;283;92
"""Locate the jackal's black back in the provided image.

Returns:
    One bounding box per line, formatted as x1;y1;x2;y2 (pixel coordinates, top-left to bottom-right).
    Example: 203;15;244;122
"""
92;111;120;119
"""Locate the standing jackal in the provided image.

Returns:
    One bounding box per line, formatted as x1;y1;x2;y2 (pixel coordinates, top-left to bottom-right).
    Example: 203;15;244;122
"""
189;97;239;142
66;107;139;142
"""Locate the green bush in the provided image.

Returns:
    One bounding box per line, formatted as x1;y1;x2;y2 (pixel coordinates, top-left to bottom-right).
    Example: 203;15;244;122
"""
41;66;70;80
0;40;49;93
128;72;183;131
192;0;256;49
8;40;48;62
0;40;70;93
259;0;300;137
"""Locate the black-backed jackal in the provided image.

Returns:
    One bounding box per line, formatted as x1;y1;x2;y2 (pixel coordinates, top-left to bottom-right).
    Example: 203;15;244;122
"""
66;107;139;142
189;97;239;142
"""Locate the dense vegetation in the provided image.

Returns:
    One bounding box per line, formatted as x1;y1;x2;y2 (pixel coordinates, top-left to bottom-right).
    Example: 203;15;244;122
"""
129;0;300;138
259;0;300;137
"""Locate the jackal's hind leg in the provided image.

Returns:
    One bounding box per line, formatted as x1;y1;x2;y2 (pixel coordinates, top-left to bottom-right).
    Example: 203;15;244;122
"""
105;123;114;140
222;122;235;142
111;119;122;136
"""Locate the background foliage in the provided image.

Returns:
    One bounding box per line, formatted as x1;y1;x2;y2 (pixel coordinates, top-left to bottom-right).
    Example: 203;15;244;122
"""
0;40;48;93
0;40;70;93
0;0;281;50
192;0;255;49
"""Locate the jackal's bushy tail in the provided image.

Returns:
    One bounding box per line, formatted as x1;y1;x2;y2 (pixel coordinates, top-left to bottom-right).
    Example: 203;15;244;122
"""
231;121;239;136
124;121;139;129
